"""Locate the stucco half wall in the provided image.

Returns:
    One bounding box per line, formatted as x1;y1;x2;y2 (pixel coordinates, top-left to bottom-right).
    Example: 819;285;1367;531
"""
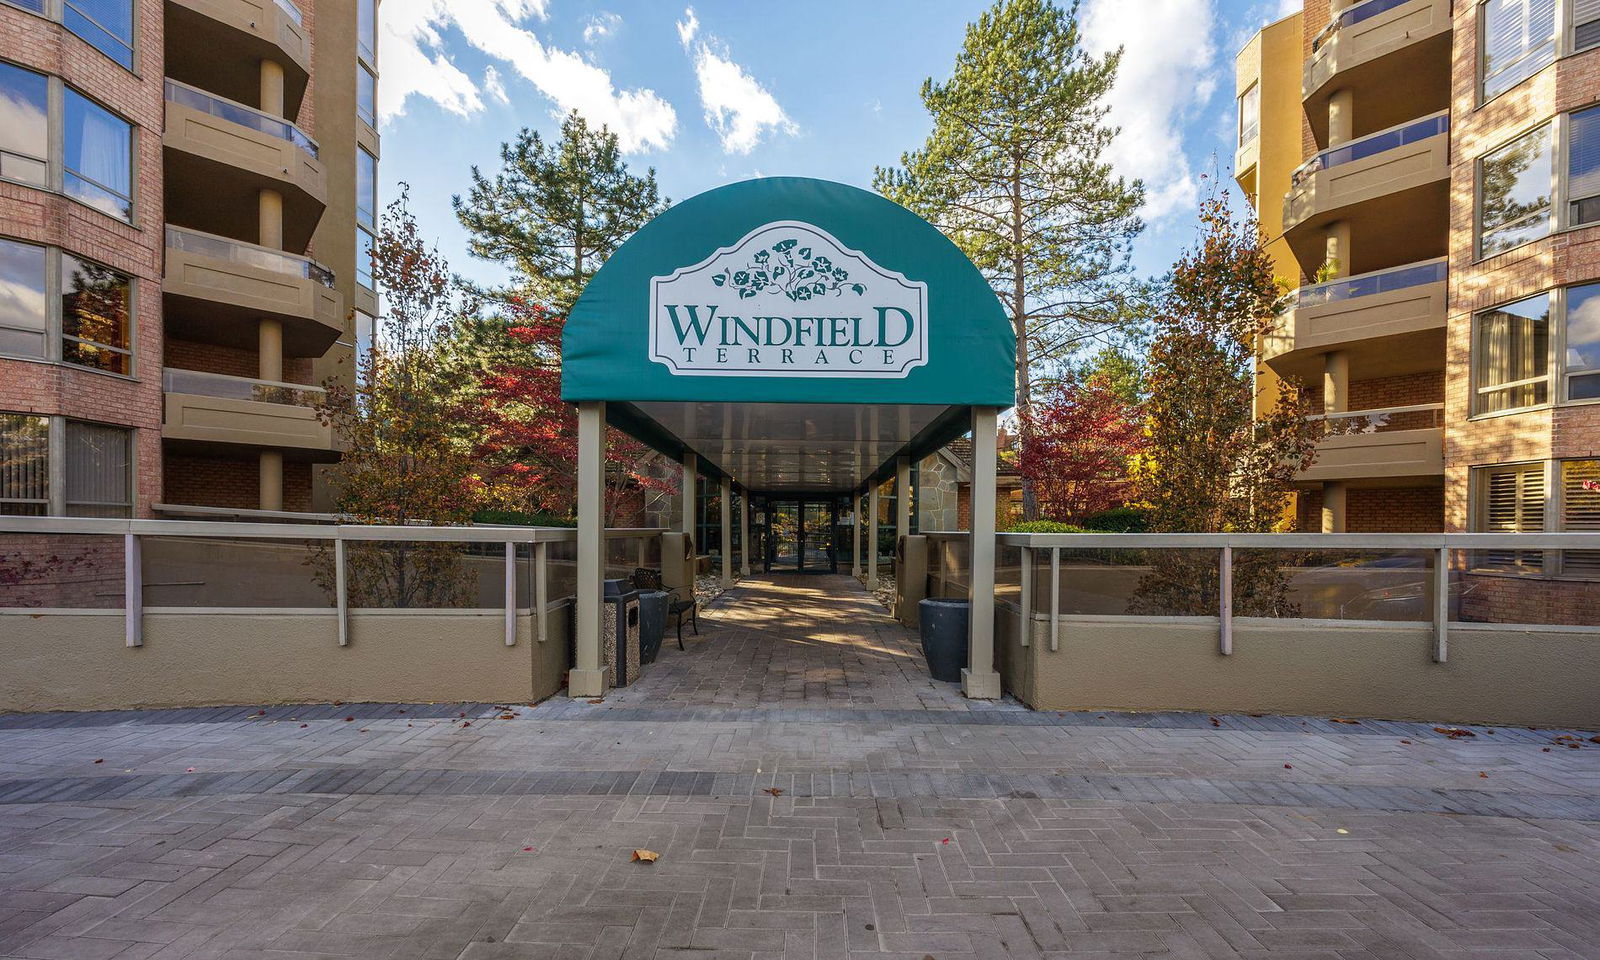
0;608;572;713
997;607;1600;729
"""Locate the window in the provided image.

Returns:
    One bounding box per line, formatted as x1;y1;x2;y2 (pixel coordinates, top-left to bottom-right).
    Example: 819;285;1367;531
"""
1568;105;1600;227
60;252;130;374
357;63;376;128
358;0;376;64
356;225;374;289
1478;122;1552;257
1566;282;1600;400
357;147;377;229
0;414;131;517
0;237;48;359
1474;293;1550;414
0;61;48;188
64;0;134;69
1480;0;1557;101
64;419;130;516
354;309;374;383
1475;462;1546;570
1576;0;1600;50
1238;83;1259;148
1561;459;1600;575
63;88;133;223
0;413;49;516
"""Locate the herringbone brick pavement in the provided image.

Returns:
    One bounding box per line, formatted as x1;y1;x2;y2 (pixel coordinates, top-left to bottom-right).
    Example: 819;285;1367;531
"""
3;574;1599;959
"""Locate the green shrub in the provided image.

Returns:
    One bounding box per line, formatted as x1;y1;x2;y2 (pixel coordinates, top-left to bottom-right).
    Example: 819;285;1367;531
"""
1005;519;1087;533
1079;506;1150;533
472;508;576;528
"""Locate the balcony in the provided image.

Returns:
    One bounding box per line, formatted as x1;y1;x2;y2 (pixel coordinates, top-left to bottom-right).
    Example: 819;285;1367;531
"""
162;225;343;357
1282;112;1449;276
1264;258;1447;381
162;368;337;458
163;80;326;252
1300;403;1444;483
1303;0;1451;147
165;0;311;117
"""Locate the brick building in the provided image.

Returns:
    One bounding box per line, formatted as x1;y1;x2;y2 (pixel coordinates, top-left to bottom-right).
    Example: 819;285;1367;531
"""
1236;0;1600;575
1;0;380;519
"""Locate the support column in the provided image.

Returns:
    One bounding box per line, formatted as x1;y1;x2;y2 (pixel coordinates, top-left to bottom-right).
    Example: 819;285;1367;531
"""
1323;350;1349;414
681;452;697;540
570;401;608;697
1323;220;1351;279
868;484;880;587
964;406;1002;700
1327;88;1353;147
258;315;284;510
259;452;283;511
895;455;911;543
851;493;862;577
719;476;733;589
259;58;285;117
739;491;750;577
1321;481;1347;534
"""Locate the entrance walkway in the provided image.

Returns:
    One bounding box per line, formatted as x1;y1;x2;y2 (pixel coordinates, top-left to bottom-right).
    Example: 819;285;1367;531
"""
604;574;1016;712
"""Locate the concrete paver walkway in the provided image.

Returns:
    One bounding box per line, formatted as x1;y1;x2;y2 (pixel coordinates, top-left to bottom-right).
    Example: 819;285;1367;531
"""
2;574;1600;959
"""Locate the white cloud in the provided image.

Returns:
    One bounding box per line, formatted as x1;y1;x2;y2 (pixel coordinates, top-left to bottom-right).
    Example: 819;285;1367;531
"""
584;11;622;43
483;65;508;104
1082;0;1219;224
378;0;676;152
1277;0;1302;17
676;7;797;155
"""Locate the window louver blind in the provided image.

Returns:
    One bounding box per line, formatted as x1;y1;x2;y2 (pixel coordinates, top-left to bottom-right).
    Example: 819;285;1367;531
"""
1576;0;1600;49
1569;106;1600;226
1561;459;1600;576
64;420;130;518
1482;0;1558;98
0;414;49;515
1482;464;1544;570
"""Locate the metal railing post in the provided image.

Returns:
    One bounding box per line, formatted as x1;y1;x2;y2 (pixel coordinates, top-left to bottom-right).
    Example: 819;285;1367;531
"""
535;541;549;643
124;533;142;647
1018;545;1031;648
1219;545;1234;656
504;542;517;646
335;538;348;646
1049;546;1060;652
1433;545;1449;663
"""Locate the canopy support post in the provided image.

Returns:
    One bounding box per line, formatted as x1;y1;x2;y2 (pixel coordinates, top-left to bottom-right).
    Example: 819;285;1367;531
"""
569;401;608;698
868;484;880;590
739;490;751;577
963;406;1002;700
895;455;911;544
720;476;734;589
681;452;697;540
852;493;862;578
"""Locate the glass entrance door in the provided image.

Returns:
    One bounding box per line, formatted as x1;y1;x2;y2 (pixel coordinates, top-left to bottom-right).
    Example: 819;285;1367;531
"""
764;499;838;573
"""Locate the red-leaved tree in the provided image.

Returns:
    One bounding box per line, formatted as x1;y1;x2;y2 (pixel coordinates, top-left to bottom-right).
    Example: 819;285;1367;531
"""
469;295;674;524
1019;372;1145;523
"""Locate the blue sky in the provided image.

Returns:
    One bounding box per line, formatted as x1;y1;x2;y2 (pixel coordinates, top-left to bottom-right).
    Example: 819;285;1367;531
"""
377;0;1300;294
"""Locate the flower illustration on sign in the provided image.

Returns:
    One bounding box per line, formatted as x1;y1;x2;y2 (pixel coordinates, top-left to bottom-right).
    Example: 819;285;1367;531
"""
709;238;868;301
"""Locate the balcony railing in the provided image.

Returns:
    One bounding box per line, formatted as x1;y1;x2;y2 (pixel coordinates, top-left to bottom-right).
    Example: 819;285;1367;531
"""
165;78;319;159
1289;111;1448;189
1312;402;1444;436
165;224;335;289
1312;0;1416;52
162;367;324;407
1284;258;1447;312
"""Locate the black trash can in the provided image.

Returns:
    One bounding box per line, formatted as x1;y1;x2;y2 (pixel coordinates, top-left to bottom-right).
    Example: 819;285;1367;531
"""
638;590;669;664
918;598;970;683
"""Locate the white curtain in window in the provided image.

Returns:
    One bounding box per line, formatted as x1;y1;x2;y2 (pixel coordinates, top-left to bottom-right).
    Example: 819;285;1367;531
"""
66;92;130;196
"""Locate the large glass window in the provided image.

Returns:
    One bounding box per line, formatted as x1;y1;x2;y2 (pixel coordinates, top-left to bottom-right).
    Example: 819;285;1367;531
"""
358;0;376;64
1480;0;1557;101
1561;459;1600;575
64;0;134;69
1566;283;1600;400
1568;105;1600;228
1474;293;1551;414
0;413;50;516
357;63;376;128
1478;122;1552;257
356;225;374;290
357;147;377;229
1576;0;1600;50
0;237;49;359
60;253;130;374
1238;83;1259;148
0;61;49;188
63;89;133;223
1474;462;1546;571
64;419;130;517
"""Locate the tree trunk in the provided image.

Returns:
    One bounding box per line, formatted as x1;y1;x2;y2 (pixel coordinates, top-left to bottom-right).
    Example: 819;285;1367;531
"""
1010;153;1037;522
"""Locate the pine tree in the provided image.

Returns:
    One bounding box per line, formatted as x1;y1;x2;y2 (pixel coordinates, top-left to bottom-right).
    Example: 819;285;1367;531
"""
453;111;667;312
874;0;1144;518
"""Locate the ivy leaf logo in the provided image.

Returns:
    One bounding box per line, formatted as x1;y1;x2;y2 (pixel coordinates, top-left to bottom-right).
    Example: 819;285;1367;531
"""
719;238;868;303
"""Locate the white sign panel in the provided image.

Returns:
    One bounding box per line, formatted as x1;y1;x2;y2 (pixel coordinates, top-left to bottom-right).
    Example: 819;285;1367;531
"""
648;221;929;378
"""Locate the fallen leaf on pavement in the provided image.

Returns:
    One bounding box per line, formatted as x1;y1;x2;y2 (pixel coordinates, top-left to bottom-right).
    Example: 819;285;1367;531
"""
764;787;783;797
632;849;659;863
587;699;605;705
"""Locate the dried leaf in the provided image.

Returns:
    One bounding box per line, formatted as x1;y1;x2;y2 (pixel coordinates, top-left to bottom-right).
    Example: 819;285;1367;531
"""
631;849;660;863
1479;771;1488;778
93;759;103;764
345;717;355;722
300;724;308;729
764;787;783;797
499;714;516;720
1434;727;1476;739
1329;718;1361;725
522;846;534;852
587;699;606;705
1208;717;1220;727
1283;764;1293;769
1399;739;1412;745
461;721;472;728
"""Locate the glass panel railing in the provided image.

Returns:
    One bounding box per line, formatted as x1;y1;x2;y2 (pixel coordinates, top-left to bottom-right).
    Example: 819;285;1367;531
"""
1314;403;1444;437
273;0;303;27
163;367;324;406
1290;259;1447;311
165;225;335;289
164;78;319;159
1290;112;1448;188
1312;0;1419;51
